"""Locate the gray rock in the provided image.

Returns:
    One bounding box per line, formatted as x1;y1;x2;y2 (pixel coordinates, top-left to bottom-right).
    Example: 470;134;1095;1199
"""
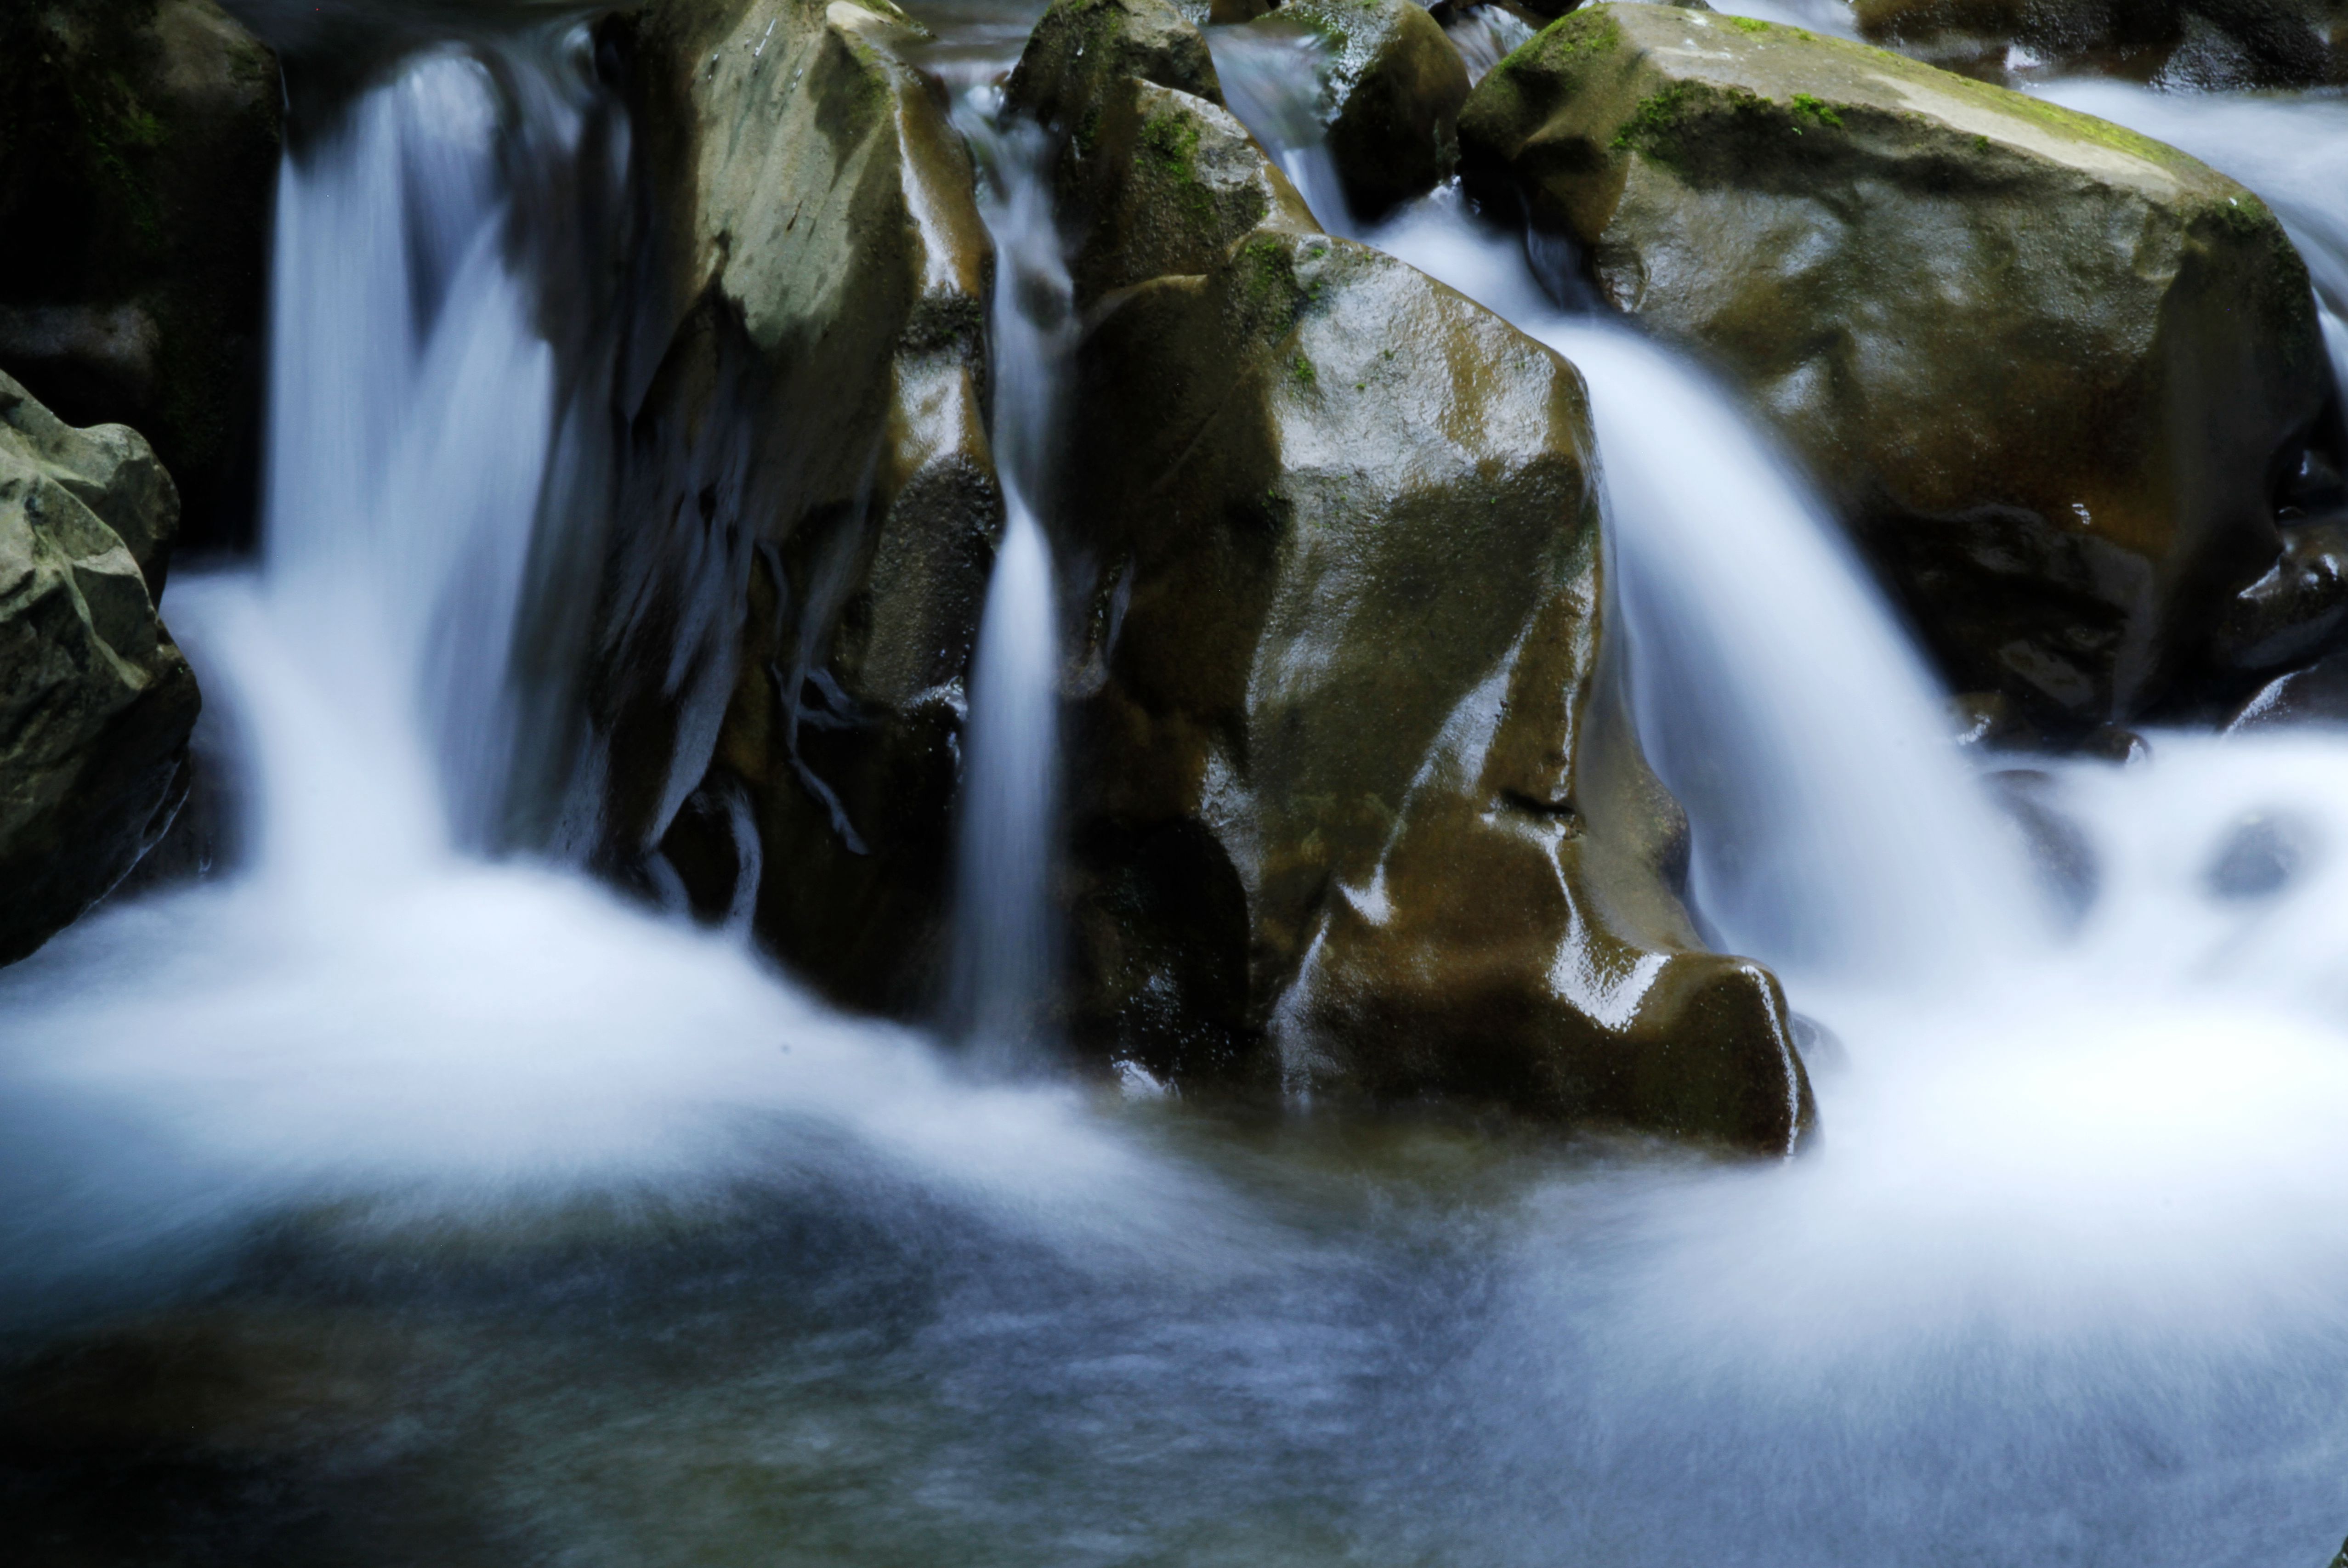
0;370;199;963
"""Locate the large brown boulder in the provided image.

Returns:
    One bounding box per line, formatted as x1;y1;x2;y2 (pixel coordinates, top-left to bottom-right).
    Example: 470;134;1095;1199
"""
1016;0;1812;1149
586;0;999;1014
1459;2;2334;727
0;0;280;555
0;371;199;963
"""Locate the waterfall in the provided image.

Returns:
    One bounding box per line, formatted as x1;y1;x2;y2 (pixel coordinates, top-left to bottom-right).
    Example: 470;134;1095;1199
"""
1203;36;2047;983
943;86;1073;1058
250;48;559;883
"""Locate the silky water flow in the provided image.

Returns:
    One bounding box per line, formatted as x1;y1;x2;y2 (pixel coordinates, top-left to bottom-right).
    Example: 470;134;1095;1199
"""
944;76;1073;1062
2;4;2348;1563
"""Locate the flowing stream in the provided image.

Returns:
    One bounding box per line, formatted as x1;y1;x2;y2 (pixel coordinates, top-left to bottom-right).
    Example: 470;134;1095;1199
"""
5;3;2348;1563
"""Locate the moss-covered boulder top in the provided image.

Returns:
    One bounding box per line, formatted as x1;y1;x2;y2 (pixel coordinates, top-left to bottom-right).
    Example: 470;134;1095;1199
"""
1467;2;2244;211
1460;2;2331;727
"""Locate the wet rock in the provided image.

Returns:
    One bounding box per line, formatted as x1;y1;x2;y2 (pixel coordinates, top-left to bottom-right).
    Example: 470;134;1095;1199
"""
1238;0;1473;220
591;0;999;1013
2227;645;2348;730
2202;806;2314;899
2210;517;2348;673
1951;689;2042;752
1457;3;2333;728
1040;74;1319;302
0;0;281;554
0;371;199;963
1026;0;1812;1149
1855;0;2339;88
1010;0;1225;130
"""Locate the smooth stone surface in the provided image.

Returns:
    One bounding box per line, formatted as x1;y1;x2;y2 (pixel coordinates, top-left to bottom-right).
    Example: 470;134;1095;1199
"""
1026;0;1811;1149
1459;2;2333;727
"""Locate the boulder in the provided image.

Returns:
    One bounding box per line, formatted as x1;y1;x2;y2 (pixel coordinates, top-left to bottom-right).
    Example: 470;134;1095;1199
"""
0;0;280;555
586;0;999;1014
1459;3;2334;728
1854;0;2342;87
1020;0;1812;1148
2209;518;2348;674
0;371;199;963
2228;646;2348;730
1241;0;1474;220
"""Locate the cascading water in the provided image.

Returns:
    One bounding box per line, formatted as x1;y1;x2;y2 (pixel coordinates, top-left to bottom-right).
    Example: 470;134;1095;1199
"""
10;2;2348;1562
944;82;1073;1058
255;48;555;872
0;25;1190;1321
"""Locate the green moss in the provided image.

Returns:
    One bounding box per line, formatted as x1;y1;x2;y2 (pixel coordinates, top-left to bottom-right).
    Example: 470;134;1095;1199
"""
1790;93;1843;130
1139;103;1202;175
1611;80;1713;157
1496;7;1620;87
1290;351;1317;388
1732;15;1769;32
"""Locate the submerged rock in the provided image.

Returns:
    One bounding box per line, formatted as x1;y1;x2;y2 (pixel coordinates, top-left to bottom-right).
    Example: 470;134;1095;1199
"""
1458;3;2334;729
0;0;281;554
591;0;998;1011
1238;0;1473;220
0;371;198;963
1021;0;1812;1149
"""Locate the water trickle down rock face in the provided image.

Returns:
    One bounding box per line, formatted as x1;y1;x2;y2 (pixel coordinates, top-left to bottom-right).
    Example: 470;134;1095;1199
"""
1459;3;2336;731
589;0;999;1013
1015;0;1812;1149
0;371;199;963
0;0;281;555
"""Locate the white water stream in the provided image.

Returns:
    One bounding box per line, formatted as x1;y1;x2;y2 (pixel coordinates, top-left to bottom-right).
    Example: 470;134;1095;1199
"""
2;5;2348;1562
945;83;1072;1059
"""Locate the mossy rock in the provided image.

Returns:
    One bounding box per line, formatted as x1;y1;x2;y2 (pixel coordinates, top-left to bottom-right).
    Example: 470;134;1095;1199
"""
1008;0;1225;130
0;0;280;554
588;0;1000;1015
1245;0;1474;220
1017;0;1811;1148
0;371;198;964
1461;1;2333;725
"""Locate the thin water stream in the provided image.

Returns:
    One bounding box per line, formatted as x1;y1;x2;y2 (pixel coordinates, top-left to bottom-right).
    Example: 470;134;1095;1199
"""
945;78;1072;1061
5;3;2348;1563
